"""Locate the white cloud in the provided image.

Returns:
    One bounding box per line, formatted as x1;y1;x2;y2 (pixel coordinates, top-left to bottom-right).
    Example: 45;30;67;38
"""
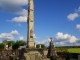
75;42;80;46
67;13;79;21
55;32;78;43
11;16;27;23
69;36;77;43
75;7;80;12
34;34;38;39
6;9;27;23
35;41;41;44
0;0;28;14
16;9;27;16
54;32;80;46
11;30;19;35
19;36;24;40
55;42;65;46
34;32;80;46
76;24;80;31
18;23;22;26
0;33;14;40
35;38;51;46
0;0;28;6
0;30;19;40
13;23;22;26
55;32;70;40
0;0;28;25
34;34;36;38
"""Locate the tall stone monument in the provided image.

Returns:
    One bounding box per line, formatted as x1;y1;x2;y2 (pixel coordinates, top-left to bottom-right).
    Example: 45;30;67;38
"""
27;0;35;48
23;0;43;60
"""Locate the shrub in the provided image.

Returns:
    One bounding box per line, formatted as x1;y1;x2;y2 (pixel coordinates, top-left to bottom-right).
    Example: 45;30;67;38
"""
50;56;57;60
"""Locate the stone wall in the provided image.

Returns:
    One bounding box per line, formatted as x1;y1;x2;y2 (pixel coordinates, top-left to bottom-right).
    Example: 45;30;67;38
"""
78;55;80;60
24;51;42;60
70;59;77;60
43;58;50;60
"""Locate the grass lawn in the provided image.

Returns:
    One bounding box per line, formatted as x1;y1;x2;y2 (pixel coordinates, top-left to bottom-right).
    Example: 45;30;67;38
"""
68;48;80;53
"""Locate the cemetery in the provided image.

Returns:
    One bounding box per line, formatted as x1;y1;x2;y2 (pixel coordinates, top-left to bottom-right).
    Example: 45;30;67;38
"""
0;0;80;60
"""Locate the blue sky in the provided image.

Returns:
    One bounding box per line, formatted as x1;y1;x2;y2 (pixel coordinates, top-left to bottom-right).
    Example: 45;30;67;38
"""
0;0;80;46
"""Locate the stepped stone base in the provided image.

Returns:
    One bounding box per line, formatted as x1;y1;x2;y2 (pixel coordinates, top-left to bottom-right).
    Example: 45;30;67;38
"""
43;58;50;60
24;48;44;60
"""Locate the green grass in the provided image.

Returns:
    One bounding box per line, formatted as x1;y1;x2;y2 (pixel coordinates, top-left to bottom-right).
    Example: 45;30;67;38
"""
68;48;80;53
56;48;80;53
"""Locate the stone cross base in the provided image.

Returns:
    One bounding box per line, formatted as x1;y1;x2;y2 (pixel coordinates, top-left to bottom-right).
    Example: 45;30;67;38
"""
24;51;42;60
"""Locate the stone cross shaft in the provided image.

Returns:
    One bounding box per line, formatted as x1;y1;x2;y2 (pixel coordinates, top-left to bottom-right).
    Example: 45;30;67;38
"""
27;0;35;48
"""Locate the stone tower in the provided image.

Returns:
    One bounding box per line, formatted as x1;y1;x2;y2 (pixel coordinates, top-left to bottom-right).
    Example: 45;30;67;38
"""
47;38;57;58
27;0;35;48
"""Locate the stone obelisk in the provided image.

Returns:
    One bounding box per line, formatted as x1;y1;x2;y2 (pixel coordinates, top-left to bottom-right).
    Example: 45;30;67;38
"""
24;1;44;60
27;0;35;48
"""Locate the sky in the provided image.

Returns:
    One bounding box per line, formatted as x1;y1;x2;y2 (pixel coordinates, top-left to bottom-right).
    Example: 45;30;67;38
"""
0;0;80;46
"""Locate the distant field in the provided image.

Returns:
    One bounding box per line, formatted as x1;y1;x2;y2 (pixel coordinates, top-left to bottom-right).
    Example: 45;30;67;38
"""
56;48;80;53
68;48;80;53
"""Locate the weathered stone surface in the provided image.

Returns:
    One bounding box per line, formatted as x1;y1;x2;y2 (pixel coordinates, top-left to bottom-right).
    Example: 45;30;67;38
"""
25;0;50;60
47;38;57;58
43;58;50;60
27;0;35;48
24;51;42;60
78;55;80;60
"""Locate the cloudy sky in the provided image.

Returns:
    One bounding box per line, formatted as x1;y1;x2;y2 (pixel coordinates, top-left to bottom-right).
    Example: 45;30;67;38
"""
0;0;80;46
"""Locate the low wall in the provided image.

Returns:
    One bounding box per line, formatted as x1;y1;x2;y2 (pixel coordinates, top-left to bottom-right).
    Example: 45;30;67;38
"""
70;59;77;60
78;55;80;60
43;58;50;60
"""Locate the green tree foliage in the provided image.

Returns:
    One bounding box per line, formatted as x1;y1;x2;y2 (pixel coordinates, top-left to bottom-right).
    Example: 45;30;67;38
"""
36;44;39;48
0;40;26;50
12;40;26;50
41;44;45;48
0;43;4;49
7;41;15;47
36;44;46;48
12;43;19;50
50;56;57;60
56;46;80;49
16;40;26;46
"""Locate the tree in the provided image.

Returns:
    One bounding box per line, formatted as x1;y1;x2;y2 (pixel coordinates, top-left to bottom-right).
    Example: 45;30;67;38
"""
36;44;39;48
7;41;15;48
0;43;4;49
50;56;57;60
12;43;19;50
16;40;26;46
12;40;26;50
36;44;46;48
41;44;45;48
